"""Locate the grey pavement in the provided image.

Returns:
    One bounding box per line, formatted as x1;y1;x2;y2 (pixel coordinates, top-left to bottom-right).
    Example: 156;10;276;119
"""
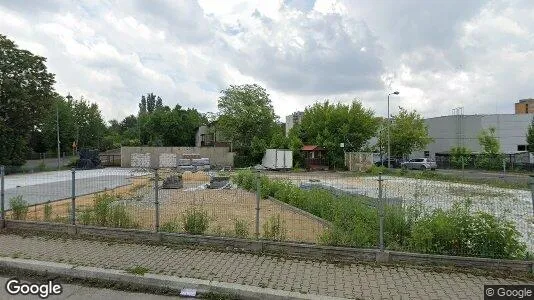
435;168;530;185
0;233;532;300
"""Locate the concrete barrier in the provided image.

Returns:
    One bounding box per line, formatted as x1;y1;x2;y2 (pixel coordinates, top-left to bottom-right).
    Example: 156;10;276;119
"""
121;147;234;168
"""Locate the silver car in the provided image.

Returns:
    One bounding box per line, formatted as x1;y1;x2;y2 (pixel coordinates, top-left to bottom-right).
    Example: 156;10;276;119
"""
401;158;437;170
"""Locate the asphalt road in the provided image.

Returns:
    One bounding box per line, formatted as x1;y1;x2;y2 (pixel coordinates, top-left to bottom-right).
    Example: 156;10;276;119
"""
0;276;178;300
435;168;531;185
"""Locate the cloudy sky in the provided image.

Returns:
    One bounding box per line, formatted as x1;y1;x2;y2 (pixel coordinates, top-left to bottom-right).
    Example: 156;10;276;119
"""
1;0;533;122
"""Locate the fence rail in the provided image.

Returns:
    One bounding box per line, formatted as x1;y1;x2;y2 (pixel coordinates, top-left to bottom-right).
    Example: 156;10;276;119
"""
0;165;533;261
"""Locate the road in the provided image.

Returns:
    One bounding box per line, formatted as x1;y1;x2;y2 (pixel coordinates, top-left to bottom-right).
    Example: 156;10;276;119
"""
0;276;178;300
435;168;531;185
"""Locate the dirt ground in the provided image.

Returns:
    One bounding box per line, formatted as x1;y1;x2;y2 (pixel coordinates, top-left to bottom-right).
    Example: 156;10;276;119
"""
15;174;326;244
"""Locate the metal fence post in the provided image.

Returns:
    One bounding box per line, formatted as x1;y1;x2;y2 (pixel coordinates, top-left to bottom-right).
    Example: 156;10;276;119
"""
255;170;261;239
529;176;534;217
378;172;384;251
1;165;5;226
154;169;160;232
71;168;76;225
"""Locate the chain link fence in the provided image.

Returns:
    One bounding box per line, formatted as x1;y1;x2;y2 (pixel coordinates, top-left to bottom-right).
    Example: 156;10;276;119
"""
1;165;533;260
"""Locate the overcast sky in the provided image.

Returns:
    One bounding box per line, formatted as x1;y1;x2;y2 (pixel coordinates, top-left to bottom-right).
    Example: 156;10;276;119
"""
1;0;533;123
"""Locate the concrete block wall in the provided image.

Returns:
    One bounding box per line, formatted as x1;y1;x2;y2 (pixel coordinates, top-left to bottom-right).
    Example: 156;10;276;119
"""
121;147;234;168
131;153;151;168
159;153;177;168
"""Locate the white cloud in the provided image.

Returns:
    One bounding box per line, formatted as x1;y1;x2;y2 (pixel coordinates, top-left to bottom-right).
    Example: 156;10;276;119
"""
0;0;533;123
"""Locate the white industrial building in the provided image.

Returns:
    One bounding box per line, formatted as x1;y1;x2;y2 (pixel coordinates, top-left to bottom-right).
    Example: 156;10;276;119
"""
411;114;533;159
285;111;304;137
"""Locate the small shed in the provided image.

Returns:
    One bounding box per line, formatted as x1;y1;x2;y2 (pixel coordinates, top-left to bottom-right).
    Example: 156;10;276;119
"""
301;145;328;171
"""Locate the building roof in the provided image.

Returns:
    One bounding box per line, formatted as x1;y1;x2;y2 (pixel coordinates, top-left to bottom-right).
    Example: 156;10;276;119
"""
302;145;325;151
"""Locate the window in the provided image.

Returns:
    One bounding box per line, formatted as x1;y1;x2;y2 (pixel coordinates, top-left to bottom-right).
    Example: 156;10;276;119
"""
527;104;529;113
518;145;527;151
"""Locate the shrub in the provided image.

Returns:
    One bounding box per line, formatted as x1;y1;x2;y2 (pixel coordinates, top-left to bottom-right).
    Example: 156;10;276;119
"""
234;219;249;238
43;202;53;222
9;196;28;220
182;208;210;235
37;161;47;172
409;202;527;259
263;214;286;241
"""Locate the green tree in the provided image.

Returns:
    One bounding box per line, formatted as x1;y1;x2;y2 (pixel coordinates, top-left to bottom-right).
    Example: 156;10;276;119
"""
0;34;56;165
476;127;503;170
388;107;433;159
299;100;379;168
217;84;277;158
527;116;534;152
478;127;500;155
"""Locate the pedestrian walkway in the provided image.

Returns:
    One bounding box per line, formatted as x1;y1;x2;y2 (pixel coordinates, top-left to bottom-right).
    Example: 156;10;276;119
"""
0;233;531;299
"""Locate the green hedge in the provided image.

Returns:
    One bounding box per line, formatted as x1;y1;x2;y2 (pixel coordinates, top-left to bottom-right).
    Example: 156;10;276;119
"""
232;170;528;259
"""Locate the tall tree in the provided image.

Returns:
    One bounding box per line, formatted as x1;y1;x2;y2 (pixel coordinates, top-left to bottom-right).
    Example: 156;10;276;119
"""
387;107;433;159
527;116;534;152
0;35;56;165
139;95;147;115
478;127;500;155
217;84;277;154
299;100;379;167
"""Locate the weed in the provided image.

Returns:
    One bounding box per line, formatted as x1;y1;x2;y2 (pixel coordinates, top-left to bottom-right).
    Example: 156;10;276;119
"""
125;266;150;276
160;218;182;233
182;208;210;235
78;193;138;229
43;201;53;222
234;219;249;238
9;196;28;220
263;214;286;241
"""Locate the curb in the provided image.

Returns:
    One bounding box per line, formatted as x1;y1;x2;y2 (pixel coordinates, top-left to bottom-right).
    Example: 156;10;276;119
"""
0;257;345;300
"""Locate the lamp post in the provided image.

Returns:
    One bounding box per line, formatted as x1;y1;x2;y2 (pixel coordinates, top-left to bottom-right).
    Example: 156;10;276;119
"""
387;91;400;168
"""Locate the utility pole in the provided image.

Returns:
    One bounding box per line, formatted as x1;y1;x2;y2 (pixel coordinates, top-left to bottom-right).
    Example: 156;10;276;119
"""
56;99;60;170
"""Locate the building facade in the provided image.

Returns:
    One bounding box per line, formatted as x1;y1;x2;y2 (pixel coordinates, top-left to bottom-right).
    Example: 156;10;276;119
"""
285;111;304;137
411;114;533;159
515;99;534;114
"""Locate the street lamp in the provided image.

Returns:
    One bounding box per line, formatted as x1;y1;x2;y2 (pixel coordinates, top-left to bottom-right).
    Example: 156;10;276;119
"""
387;91;400;168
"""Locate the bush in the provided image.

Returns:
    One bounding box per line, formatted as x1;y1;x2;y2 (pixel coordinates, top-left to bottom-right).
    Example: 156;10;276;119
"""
182;208;210;235
409;202;526;259
234;219;249;238
43;201;53;222
263;214;286;241
9;196;28;220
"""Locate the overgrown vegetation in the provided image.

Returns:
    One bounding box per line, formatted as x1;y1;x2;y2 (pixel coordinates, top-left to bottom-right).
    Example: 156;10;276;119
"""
233;170;529;259
182;208;210;235
262;214;286;241
9;196;28;220
43;201;53;222
125;266;150;276
234;219;249;238
78;194;138;229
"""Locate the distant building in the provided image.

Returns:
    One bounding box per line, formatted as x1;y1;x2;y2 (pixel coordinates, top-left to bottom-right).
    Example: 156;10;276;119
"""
515;98;534;114
195;122;230;148
410;114;532;159
285;111;304;136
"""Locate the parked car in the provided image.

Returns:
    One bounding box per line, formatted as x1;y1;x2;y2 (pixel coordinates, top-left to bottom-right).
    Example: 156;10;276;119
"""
401;158;437;170
374;158;402;168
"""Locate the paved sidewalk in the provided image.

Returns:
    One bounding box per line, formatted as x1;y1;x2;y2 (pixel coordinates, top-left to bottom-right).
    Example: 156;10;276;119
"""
0;276;176;300
0;233;532;299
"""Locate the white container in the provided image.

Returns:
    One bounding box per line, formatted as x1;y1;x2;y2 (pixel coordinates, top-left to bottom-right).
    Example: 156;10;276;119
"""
262;149;293;170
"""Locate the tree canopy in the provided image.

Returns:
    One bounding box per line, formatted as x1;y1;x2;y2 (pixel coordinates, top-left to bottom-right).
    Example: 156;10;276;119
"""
0;34;56;165
217;84;277;153
299;100;379;167
386;107;433;159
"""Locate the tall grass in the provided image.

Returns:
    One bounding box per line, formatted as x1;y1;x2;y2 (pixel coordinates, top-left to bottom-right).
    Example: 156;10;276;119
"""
9;196;28;220
78;194;138;229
